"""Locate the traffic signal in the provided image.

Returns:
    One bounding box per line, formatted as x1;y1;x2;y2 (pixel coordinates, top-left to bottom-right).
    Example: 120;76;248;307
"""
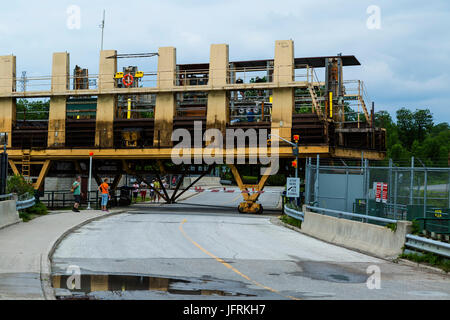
291;160;297;168
293;135;299;143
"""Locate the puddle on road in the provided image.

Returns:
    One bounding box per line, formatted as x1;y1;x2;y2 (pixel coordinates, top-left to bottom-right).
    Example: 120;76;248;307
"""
290;261;368;284
52;274;256;300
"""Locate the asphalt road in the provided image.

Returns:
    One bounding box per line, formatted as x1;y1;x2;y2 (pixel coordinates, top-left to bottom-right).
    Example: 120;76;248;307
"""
177;186;284;211
51;206;450;300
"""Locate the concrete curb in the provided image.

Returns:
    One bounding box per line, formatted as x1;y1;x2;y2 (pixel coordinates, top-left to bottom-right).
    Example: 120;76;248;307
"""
41;209;127;300
0;219;22;232
271;215;395;262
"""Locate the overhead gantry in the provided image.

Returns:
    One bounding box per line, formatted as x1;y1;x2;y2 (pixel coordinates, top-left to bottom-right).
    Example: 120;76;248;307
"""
0;40;386;213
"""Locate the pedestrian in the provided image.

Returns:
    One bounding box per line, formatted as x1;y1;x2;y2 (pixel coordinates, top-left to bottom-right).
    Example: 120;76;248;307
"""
71;176;82;212
172;176;177;189
150;180;155;202
132;181;139;202
98;178;110;212
140;181;147;202
154;179;161;202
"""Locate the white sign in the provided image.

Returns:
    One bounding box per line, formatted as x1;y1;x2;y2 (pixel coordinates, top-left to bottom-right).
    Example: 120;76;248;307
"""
286;178;300;198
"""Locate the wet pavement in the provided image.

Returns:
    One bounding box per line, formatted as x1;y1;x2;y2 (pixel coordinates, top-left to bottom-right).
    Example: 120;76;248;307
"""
50;210;450;300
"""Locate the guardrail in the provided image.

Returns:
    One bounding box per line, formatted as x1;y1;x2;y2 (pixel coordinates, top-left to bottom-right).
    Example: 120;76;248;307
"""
16;197;36;211
405;234;450;258
306;205;398;225
0;193;13;201
284;206;304;221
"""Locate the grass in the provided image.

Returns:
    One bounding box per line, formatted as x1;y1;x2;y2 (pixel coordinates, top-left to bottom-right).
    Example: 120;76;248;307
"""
19;202;48;222
400;252;450;273
280;214;302;229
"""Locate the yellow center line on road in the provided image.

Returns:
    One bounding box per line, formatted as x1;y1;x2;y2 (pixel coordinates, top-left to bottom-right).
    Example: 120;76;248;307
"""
178;218;300;300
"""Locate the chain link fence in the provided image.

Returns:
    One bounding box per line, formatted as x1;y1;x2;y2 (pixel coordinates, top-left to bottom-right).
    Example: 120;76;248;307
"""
304;156;450;234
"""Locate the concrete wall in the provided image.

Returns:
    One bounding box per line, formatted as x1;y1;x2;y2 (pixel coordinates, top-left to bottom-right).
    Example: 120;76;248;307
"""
301;205;412;259
183;176;221;187
0;200;21;229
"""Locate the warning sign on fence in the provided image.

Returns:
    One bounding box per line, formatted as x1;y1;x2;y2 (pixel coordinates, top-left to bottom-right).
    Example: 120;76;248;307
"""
374;182;388;203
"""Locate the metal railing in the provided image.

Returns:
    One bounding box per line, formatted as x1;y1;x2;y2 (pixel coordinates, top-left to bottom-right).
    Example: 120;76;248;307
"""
284;206;304;221
16;197;36;210
0;193;13;201
306;205;398;225
405;234;450;258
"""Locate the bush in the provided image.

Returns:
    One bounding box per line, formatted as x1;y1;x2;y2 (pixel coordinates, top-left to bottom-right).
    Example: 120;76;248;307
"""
6;175;34;196
266;174;286;186
19;203;48;222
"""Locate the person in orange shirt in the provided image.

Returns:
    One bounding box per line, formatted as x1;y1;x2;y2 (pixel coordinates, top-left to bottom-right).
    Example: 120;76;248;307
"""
98;178;110;212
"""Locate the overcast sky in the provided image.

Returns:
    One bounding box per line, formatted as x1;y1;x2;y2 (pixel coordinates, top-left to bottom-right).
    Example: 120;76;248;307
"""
1;0;449;122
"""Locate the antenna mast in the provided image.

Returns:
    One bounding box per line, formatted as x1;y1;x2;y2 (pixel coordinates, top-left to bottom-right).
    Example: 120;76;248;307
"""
99;10;105;51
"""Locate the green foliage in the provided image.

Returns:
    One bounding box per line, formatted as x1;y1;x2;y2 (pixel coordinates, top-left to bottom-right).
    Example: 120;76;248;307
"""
375;108;449;166
6;175;34;196
16;99;49;120
400;252;450;273
411;220;421;235
280;214;302;229
266;174;286;186
19;203;48;222
386;223;397;232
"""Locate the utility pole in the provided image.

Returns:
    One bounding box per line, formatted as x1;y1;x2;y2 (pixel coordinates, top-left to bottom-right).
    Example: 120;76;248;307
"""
87;152;93;210
99;10;105;51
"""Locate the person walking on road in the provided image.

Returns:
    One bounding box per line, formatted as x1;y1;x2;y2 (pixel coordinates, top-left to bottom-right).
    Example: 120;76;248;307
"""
154;179;161;202
98;178;110;212
140;181;147;202
71;176;82;212
132;182;139;203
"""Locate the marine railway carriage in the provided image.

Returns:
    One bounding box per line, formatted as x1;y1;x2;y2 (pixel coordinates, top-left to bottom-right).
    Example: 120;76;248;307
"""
0;40;385;213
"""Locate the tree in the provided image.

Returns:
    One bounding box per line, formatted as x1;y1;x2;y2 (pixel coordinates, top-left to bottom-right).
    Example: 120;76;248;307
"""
413;109;433;142
396;108;415;149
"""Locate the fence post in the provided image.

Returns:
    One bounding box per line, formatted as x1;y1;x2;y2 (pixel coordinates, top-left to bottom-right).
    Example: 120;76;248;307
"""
314;155;319;205
410;156;414;205
365;159;370;218
345;167;349;212
305;157;310;204
394;168;398;218
423;167;427;218
448;170;450;208
389;158;393;216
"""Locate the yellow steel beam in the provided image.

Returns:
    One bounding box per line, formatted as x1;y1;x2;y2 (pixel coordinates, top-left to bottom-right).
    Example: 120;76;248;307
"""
33;160;51;190
8;160;20;176
332;147;385;160
6;146;331;160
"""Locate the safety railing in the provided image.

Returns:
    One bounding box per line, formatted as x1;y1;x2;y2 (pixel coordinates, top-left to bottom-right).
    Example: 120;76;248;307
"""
404;234;450;258
0;193;13;201
284;206;304;221
306;205;398;225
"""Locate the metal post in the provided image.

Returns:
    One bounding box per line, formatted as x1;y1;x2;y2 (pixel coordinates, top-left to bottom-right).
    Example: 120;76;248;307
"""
388;158;393;215
0;143;7;195
410;156;414;205
87;155;93;210
448;170;450;209
345;168;349;212
394;170;398;219
305;157;310;204
365;159;370;217
314;155;319;205
423;167;427;218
